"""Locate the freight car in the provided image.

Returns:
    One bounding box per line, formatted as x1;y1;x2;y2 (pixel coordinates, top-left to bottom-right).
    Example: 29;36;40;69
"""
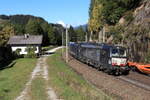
69;42;130;75
128;61;150;75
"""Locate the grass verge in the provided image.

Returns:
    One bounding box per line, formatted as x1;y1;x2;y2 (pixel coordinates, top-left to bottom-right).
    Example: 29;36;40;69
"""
30;77;47;100
0;58;37;100
47;50;112;100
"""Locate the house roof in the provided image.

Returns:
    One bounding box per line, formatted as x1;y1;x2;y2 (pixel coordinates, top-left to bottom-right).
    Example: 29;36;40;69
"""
7;35;43;45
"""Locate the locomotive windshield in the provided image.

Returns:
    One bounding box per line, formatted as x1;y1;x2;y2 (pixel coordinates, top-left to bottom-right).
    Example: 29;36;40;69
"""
111;48;126;57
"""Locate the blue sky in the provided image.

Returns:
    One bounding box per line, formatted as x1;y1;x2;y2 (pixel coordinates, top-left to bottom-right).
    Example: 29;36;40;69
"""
0;0;90;26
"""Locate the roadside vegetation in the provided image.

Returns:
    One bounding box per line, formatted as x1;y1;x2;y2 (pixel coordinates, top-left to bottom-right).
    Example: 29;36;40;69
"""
0;58;37;100
47;50;112;100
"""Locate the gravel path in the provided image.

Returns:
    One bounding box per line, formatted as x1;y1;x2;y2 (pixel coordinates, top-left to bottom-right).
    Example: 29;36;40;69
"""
15;47;62;100
15;58;42;100
65;55;150;100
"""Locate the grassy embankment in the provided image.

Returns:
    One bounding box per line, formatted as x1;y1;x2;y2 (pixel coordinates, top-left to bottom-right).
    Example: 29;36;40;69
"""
47;50;112;100
0;58;37;100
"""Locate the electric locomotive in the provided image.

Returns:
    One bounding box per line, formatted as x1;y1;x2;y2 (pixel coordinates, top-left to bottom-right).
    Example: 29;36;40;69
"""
69;42;130;75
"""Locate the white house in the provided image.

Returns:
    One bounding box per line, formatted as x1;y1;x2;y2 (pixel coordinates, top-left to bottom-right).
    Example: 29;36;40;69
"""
7;34;43;55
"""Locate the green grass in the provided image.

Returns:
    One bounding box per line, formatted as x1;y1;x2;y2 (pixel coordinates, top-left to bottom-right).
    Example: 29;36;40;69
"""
47;50;112;100
30;77;47;100
0;58;37;100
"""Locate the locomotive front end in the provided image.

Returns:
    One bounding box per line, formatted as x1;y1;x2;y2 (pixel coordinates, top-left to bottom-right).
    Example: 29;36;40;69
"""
110;47;130;74
112;58;127;66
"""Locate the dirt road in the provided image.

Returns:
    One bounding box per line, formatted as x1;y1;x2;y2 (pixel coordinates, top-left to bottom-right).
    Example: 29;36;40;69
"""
15;47;62;100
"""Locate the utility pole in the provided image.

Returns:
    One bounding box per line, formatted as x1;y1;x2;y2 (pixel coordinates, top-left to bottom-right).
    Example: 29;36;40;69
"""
98;30;102;43
103;26;105;43
89;31;93;42
62;31;64;56
66;26;68;62
85;32;88;42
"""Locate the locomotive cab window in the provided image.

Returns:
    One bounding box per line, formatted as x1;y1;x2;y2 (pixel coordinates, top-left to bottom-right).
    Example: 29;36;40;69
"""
119;49;126;56
111;48;127;57
111;49;119;57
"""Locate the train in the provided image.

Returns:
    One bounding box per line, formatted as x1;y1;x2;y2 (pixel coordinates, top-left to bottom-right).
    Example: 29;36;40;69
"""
69;42;130;75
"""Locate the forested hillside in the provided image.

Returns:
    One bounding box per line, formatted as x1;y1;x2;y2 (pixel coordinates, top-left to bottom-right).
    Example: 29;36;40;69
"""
0;15;65;46
0;14;87;64
0;14;65;64
88;0;141;40
88;0;150;62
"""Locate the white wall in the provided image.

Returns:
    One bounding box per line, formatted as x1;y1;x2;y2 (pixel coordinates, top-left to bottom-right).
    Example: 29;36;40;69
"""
11;46;39;55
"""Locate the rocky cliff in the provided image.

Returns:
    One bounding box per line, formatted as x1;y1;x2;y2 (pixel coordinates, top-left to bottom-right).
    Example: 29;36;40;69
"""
123;0;150;62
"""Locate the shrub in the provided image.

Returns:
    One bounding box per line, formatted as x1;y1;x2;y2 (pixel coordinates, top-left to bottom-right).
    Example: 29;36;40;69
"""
144;51;150;63
0;47;14;67
15;48;21;55
13;48;24;58
124;11;134;22
108;25;124;44
24;46;37;58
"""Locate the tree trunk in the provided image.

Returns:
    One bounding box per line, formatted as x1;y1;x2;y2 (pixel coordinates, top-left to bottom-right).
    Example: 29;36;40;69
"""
103;27;105;43
89;31;93;42
98;30;102;43
85;32;88;42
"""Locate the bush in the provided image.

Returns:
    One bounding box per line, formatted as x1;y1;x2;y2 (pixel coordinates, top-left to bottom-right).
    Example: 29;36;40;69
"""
144;51;150;63
13;48;25;58
108;25;124;44
124;11;134;22
0;56;2;62
14;48;21;57
0;47;14;68
0;47;13;62
24;46;37;58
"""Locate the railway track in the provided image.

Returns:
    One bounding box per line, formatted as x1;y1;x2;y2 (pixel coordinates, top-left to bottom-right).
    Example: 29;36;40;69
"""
118;74;150;91
65;54;150;99
70;54;150;91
